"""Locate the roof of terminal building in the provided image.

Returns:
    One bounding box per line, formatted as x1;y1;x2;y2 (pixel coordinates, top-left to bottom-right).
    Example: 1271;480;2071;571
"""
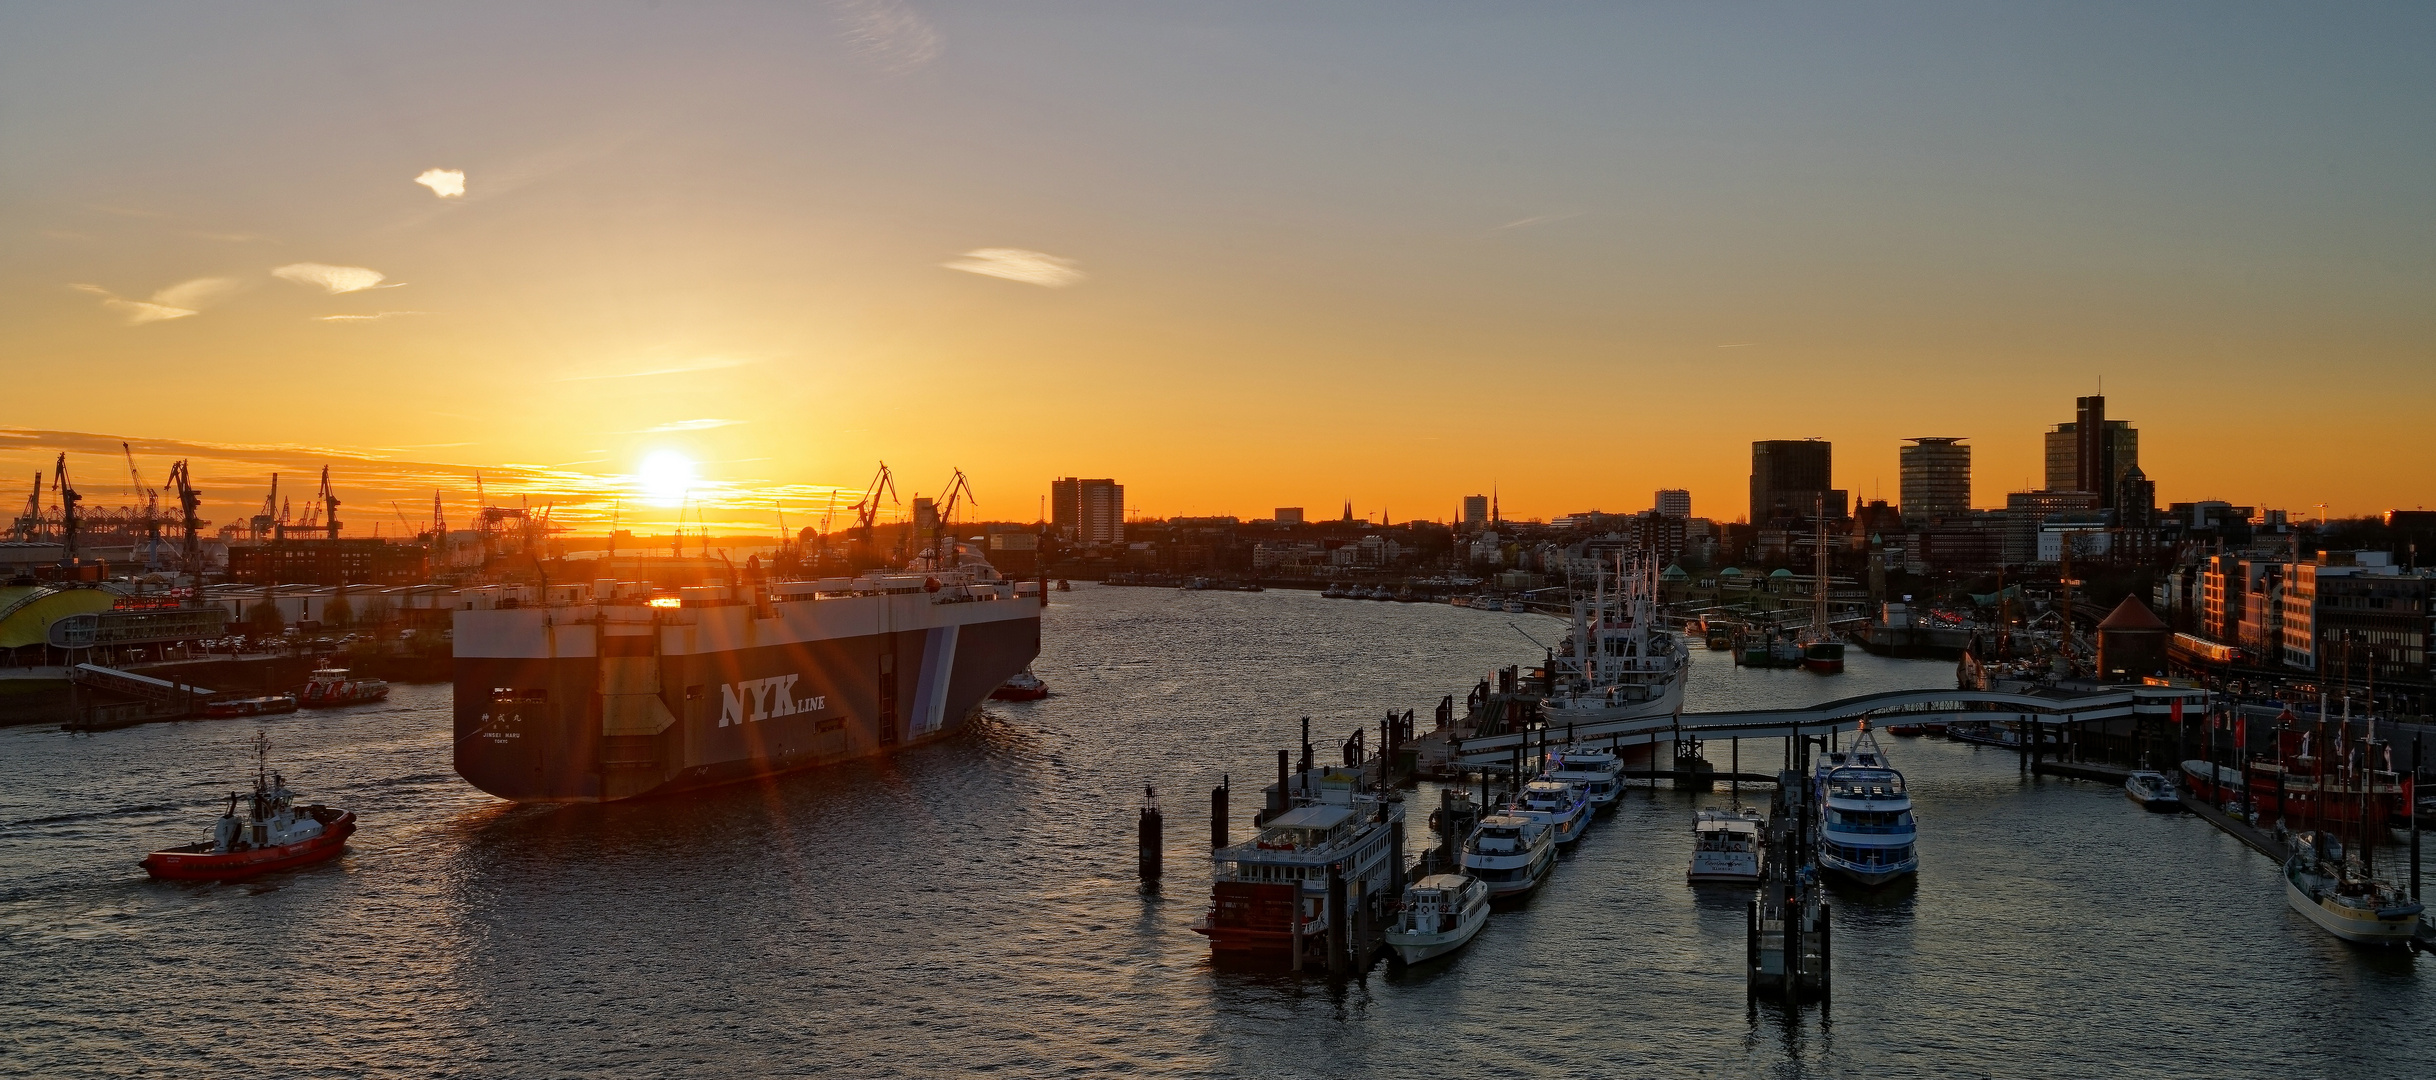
2096;594;2169;632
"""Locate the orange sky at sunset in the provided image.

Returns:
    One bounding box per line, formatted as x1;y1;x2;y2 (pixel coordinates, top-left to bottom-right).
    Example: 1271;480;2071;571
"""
6;5;2432;533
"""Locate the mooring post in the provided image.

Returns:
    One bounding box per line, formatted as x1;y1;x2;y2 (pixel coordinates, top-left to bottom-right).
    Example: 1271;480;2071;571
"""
2415;739;2424;903
1732;738;1740;805
1326;863;1347;977
1211;779;1229;850
1138;786;1163;885
1291;887;1305;973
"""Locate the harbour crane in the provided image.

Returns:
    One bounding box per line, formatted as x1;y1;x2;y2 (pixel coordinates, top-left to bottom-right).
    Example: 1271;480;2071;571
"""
932;468;977;570
252;474;280;540
851;461;899;544
11;473;39;542
124;443;163;570
316;465;341;540
165;459;205;577
52;453;82;562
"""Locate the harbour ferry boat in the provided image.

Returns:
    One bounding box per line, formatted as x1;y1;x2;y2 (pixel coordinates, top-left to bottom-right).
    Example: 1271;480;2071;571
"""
1192;767;1405;963
1384;874;1492;964
1814;724;1918;886
1461;813;1555;898
1512;779;1593;845
297;668;389;708
2123;770;2182;812
988;667;1048;701
141;735;354;881
1687;807;1763;884
1545;745;1624;807
1541;552;1688;730
2285;831;2423;947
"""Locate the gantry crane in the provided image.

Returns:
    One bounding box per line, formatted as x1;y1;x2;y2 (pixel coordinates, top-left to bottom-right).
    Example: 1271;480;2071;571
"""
315;465;341;540
165;459;205;577
51;453;81;561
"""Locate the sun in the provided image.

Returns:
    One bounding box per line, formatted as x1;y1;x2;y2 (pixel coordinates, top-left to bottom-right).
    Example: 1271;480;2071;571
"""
636;450;696;506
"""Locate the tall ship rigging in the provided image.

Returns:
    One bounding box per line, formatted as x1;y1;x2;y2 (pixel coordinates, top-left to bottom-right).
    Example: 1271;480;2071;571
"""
1540;551;1688;729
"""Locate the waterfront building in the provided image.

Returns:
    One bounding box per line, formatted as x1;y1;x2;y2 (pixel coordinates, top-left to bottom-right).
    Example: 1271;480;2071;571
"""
2280;551;2430;681
1654;489;1691;518
1749;439;1845;524
1051;477;1125;545
1898;438;1971;522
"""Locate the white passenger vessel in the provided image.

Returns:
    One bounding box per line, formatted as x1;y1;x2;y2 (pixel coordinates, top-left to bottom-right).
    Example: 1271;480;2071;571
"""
1545;745;1624;807
1687;808;1763;884
1461;813;1555;898
1512;779;1594;845
1384;874;1492;964
1814;725;1918;886
1193;767;1406;962
1541;553;1688;729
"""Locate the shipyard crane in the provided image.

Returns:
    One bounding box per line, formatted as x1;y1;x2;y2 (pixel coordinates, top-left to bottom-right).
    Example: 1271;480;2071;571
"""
52;454;82;562
12;473;39;542
316;465;342;540
252;474;280;540
850;462;898;543
123;443;166;570
166;459;205;578
932;468;977;569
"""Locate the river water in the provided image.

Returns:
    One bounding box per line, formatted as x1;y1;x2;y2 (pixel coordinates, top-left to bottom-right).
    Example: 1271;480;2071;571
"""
4;585;2429;1078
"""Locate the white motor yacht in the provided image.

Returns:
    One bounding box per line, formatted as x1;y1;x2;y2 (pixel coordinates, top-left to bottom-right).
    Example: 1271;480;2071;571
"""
1384;874;1492;964
2123;770;2182;812
1814;725;1918;886
1545;745;1624;807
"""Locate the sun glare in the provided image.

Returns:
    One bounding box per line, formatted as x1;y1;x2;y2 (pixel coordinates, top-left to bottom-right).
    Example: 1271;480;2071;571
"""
637;450;696;506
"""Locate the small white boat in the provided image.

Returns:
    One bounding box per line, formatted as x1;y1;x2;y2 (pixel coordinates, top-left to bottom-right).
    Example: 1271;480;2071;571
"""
1384;873;1492;964
1460;814;1555;897
1687;808;1763;884
2123;770;2181;812
2285;831;2423;947
1545;745;1624;807
1502;599;1528;613
1512;779;1593;845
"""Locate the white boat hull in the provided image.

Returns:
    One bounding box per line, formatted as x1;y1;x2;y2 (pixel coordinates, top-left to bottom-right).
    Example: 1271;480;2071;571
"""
2285;879;2423;946
1385;902;1491;964
1688;853;1760;884
1821;853;1916;887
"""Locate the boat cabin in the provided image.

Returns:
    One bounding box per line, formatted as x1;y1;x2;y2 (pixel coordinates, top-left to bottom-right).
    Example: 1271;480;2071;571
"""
1468;814;1533;853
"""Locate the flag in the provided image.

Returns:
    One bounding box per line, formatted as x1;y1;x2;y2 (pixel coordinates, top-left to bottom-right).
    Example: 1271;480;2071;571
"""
2172;700;2184;726
2236;715;2246;753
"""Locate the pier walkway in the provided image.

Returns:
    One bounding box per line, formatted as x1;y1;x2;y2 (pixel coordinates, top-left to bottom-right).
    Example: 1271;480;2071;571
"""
1441;684;2207;769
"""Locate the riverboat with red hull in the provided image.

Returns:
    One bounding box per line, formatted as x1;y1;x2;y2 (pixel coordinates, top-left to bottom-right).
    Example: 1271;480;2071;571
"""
141;736;355;881
2240;709;2412;829
453;561;1041;803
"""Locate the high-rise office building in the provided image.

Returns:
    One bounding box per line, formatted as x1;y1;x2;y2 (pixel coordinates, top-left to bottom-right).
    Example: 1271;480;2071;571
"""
1462;494;1488;530
1898;438;1971;521
2043;396;2138;507
1050;477;1125;545
1654;489;1692;518
1274;507;1305;526
1749;440;1845;523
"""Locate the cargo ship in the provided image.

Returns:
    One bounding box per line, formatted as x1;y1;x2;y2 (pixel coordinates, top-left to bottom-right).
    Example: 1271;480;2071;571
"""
452;564;1040;802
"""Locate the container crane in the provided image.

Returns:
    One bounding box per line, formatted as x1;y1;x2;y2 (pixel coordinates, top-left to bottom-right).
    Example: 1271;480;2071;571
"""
932;468;977;571
316;465;342;540
252;473;280;540
850;461;898;548
123;443;165;570
11;473;39;542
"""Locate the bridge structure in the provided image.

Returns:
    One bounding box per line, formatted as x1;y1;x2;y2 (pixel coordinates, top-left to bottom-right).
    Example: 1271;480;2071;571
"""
1446;683;2208;770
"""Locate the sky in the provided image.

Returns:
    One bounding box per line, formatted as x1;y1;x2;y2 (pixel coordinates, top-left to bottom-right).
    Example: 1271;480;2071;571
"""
4;2;2432;534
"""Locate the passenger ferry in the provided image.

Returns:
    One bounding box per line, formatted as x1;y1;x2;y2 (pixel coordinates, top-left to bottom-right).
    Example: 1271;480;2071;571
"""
1545;745;1624;807
1512;779;1593;845
1192;767;1405;962
1814;724;1918;886
1384;874;1492;964
1541;552;1688;730
1460;813;1555;898
1687;807;1763;884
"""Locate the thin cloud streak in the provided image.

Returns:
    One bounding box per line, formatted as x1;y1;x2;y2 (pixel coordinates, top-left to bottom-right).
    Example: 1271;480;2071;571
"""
943;248;1085;288
632;419;745;433
318;312;426;322
68;277;243;324
556;357;760;381
274;263;391;294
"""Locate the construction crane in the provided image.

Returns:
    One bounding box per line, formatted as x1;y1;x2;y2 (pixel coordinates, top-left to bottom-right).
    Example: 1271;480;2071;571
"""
52;453;81;562
165;460;205;577
316;465;341;540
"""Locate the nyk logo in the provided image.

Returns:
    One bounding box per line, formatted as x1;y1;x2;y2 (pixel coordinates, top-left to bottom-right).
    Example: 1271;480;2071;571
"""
719;675;828;728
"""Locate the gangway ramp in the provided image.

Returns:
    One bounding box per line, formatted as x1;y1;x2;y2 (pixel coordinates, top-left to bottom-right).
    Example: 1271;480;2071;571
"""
68;663;214;711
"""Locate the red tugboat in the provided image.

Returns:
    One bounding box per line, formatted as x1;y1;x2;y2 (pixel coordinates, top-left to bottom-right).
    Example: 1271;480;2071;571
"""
297;668;389;708
989;667;1049;701
141;735;355;881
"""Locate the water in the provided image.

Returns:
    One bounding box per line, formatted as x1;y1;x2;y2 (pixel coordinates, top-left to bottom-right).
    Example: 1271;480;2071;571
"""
4;585;2429;1078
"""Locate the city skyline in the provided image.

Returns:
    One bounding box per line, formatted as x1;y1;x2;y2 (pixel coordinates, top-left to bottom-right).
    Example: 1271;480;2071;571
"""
7;5;2435;528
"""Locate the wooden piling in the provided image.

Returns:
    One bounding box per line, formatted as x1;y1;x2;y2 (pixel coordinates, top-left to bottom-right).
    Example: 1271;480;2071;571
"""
1210;782;1229;850
1137;786;1163;884
1326;864;1347;977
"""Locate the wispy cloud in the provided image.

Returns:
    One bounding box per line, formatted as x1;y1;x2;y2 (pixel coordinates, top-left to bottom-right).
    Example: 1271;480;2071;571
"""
633;418;746;433
414;168;466;198
830;0;942;72
274;262;392;294
69;277;242;324
318;311;425;322
1489;211;1584;233
1717;343;1757;349
943;248;1085;288
557;357;759;381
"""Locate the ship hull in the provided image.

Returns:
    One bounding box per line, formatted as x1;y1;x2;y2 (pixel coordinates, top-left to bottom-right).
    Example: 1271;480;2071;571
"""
453;593;1040;802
